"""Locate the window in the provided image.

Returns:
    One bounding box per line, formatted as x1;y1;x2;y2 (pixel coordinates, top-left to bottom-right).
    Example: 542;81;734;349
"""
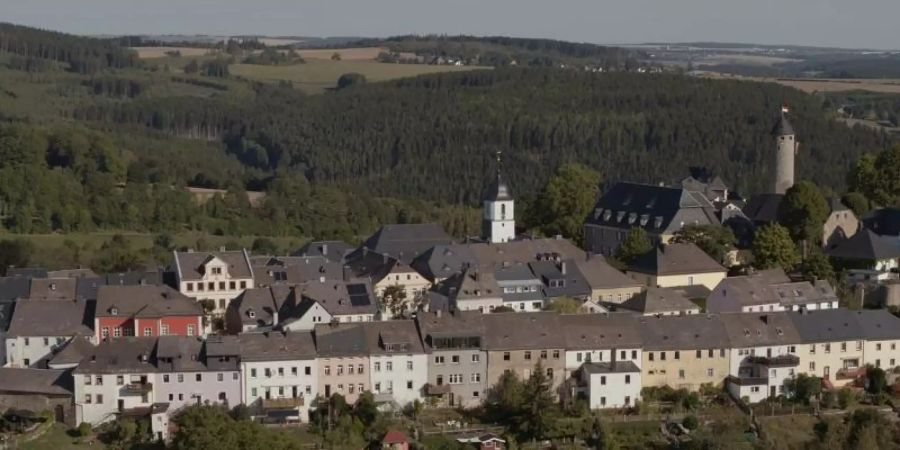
577;352;583;363
553;350;560;359
434;356;444;365
251;368;257;378
840;342;846;352
337;365;344;376
198;283;204;292
648;352;654;361
118;375;125;385
472;354;480;363
856;341;863;351
187;324;195;336
349;365;355;375
708;349;714;358
601;376;606;385
809;362;816;371
195;373;203;382
674;351;680;360
85;376;92;386
625;375;631;384
114;327;121;338
85;394;92;404
251;388;257;397
208;282;215;291
696;350;701;358
161;324;169;336
407;360;413;371
679;370;685;379
876;343;883;351
101;327;110;338
707;368;714;377
524;351;532;360
824;344;831;354
305;366;311;375
407;380;413;390
471;373;481;383
240;281;247;289
386;361;393;372
660;352;666;361
720;349;726;357
144;327;152;336
177;374;184;383
452;355;460;364
219;281;226;290
546;368;553;377
620;350;626;360
278;367;284;377
96;394;104;404
449;374;464;384
358;364;364;374
230;281;236;290
265;368;272;378
809;345;816;354
217;373;224;382
291;367;298;376
186;283;194;292
503;352;510;361
233;373;239;380
96;376;103;385
540;350;547;359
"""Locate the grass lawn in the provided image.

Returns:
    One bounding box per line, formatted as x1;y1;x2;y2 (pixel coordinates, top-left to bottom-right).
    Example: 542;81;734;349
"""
230;59;491;93
15;423;94;450
757;415;818;450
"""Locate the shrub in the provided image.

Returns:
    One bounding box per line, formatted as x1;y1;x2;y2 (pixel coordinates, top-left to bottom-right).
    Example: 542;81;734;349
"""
77;422;92;436
682;415;699;431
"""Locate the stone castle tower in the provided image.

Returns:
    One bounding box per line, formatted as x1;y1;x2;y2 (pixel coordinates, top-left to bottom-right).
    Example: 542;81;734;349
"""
482;153;515;243
772;109;798;194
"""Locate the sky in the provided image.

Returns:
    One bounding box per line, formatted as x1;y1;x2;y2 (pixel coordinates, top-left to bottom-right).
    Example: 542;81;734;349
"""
3;0;899;50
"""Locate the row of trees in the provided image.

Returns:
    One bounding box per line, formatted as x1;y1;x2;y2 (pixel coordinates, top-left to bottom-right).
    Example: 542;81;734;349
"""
0;22;139;74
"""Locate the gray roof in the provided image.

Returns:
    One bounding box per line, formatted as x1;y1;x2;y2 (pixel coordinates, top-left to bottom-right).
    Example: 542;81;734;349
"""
6;298;93;338
621;287;700;314
96;285;202;318
484;173;513;201
293;279;378;317
5;268;48;278
410;244;477;282
862;207;900;237
711;270;833;308
573;256;642;291
48;336;96;367
0;301;14;333
743;194;783;224
853;309;900;341
416;310;485;350
0;277;32;301
0;368;72;396
772;113;795;136
528;259;592;299
229;285;294;328
174;250;253;281
314;323;370;357
585;182;718;234
363;320;426;355
438;268;502;302
74;338;158;374
790;309;866;343
561;313;643;350
638;314;730;350
27;278;77;300
719;313;802;348
238;331;317;361
827;229;900;261
482;312;567;350
155;336;206;372
628;243;725;276
47;268;99;279
355;223;454;265
294;240;353;263
469;238;586;269
251;256;347;286
582;361;641;374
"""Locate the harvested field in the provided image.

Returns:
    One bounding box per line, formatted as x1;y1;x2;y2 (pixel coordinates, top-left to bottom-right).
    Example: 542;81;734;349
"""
697;72;900;93
296;47;387;60
132;46;214;58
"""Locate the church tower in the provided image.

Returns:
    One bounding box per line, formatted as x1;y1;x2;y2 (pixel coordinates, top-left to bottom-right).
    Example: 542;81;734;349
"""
482;153;515;243
772;107;798;194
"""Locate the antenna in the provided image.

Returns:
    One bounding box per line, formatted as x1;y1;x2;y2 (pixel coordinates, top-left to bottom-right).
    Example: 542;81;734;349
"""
495;151;502;176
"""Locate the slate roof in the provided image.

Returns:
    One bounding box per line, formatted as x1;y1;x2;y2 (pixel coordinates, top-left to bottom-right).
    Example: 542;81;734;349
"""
314;323;370;357
174;250;253;281
355;223;454;265
229;285;295;328
772;113;795;136
74;338;158;374
719;312;802;348
0;368;72;396
582;361;641;374
6;298;93;338
251;256;346;286
238;331;316;361
292;279;377;317
485;173;513;201
410;244;477;282
743;194;783;224
48;336;96;367
155;336;206;372
789;309;865;343
711;270;834;309
481;312;566;350
827;229;900;261
416;310;485;350
0;277;30;301
850;309;900;341
47;268;99;279
438;268;502;302
5;268;48;278
0;302;14;333
467;238;585;270
96;285;202;318
560;313;643;350
628;243;725;276
529;259;592;298
638;314;729;350
862;207;900;236
294;240;353;263
585;182;718;234
620;287;700;315
573;256;642;290
27;278;77;300
363;320;426;355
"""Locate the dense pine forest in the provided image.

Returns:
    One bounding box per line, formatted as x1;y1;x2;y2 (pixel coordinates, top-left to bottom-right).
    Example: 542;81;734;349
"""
0;24;895;243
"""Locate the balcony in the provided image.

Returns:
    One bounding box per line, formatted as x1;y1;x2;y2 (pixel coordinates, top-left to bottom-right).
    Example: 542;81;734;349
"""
746;354;800;368
726;375;768;386
836;367;864;381
262;397;304;409
120;383;153;396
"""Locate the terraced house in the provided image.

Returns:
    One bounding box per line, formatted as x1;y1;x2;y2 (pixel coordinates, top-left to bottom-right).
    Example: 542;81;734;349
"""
482;313;567;394
238;332;317;423
173;249;255;315
418;310;488;408
639;314;731;391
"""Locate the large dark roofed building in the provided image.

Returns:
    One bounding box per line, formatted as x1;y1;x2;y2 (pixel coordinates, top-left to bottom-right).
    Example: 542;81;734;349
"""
352;223;454;265
584;182;718;256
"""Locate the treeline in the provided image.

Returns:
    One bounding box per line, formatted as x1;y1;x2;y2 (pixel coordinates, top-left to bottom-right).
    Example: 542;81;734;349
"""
0;22;139;74
74;69;891;205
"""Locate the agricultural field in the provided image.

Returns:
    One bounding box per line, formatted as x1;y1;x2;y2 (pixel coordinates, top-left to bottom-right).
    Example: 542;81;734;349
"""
131;46;215;58
296;46;386;60
230;58;490;93
697;71;900;93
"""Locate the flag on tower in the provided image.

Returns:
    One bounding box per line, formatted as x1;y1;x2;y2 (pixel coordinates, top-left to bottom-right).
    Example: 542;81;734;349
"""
781;106;790;114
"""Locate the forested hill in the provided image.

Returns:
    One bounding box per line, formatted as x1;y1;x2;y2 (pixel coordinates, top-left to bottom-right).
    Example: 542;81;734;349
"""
78;69;891;203
0;22;138;74
357;35;643;69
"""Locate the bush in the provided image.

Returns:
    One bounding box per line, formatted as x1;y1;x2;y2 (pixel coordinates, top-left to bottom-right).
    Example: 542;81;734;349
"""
682;415;699;430
336;72;366;90
77;422;92;437
837;388;855;409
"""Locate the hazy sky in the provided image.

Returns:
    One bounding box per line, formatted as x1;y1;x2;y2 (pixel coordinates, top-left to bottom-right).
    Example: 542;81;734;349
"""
3;0;899;49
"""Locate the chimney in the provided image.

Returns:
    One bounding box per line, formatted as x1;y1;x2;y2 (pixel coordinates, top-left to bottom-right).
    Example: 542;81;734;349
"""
435;309;442;318
321;243;328;256
343;265;352;281
560;261;567;275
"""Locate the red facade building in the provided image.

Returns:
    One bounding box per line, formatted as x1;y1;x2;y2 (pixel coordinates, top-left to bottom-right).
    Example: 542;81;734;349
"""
94;285;204;340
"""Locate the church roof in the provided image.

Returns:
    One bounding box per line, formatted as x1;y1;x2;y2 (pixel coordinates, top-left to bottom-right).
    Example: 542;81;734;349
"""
485;173;513;201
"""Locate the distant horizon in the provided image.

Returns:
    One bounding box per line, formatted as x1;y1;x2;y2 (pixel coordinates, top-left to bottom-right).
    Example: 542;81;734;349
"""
4;0;900;51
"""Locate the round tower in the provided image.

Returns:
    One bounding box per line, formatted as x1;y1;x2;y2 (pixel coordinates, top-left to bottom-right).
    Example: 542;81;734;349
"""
772;109;798;194
482;152;515;243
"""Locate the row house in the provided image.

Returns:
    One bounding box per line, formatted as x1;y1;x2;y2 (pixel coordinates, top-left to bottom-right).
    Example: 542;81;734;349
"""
481;313;567;394
418;310;488;408
237;332;317;423
315;323;371;404
720;313;801;403
707;269;838;313
364;321;428;407
173;250;255;315
4;298;94;368
95;285;204;340
639;314;731;391
790;309;866;388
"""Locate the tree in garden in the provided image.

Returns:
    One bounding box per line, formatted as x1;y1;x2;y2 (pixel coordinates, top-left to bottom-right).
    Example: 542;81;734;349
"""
615;228;652;264
672;224;737;264
582;413;619;450
751;224;799;270
531;163;601;243
841;192;870;217
251;237;278;255
778;181;829;245
519;361;558;440
381;285;410;317
800;248;835;282
785;374;821;405
848;146;900;207
864;366;887;395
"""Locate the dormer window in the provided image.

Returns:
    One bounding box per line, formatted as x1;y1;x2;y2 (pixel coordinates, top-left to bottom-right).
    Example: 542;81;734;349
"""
639;214;649;226
211;267;223;275
110;307;118;316
654;216;663;228
603;210;612;221
594;208;603;219
616;211;625;223
248;310;256;318
627;213;637;224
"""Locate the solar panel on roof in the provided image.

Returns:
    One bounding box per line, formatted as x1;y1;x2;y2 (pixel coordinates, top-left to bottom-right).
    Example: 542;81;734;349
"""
347;284;370;306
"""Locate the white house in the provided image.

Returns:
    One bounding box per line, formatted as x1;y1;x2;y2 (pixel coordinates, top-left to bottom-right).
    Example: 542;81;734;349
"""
173;250;255;315
238;332;318;423
720;313;801;403
4;298;94;368
707;270;838;313
365;321;428;408
74;339;158;427
581;361;642;409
